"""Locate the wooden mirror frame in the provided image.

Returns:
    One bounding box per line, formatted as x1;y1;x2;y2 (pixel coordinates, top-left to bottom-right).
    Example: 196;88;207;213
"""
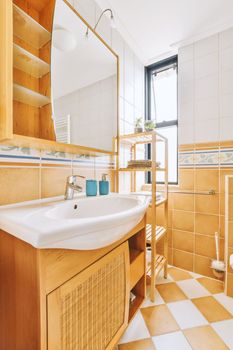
0;0;119;157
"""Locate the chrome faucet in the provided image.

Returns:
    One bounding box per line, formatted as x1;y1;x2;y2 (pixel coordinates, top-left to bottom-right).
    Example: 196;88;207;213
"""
65;175;85;200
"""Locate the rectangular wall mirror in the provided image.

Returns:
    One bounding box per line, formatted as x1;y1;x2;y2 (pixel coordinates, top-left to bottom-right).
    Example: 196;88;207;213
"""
51;0;118;152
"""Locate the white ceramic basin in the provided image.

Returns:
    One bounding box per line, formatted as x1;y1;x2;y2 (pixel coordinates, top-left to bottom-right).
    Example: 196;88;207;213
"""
0;194;150;250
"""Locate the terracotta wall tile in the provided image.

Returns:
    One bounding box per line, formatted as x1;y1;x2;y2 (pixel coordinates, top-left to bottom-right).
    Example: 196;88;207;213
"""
228;248;233;273
41;167;72;198
195;234;224;260
195;169;219;192
229;222;233;247
226;273;233;297
173;230;194;253
0;168;40;205
220;215;225;239
195;194;219;215
220;169;233;193
195;213;219;235
168;228;172;247
173;210;194;232
173;249;193;271
168;247;173;265
194;254;215;279
173;193;194;211
178;169;194;190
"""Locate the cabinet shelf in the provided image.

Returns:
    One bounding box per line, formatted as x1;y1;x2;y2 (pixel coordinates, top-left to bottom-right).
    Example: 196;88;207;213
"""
118;167;165;172
146;225;166;244
130;250;144;290
13;44;50;78
147;254;167;277
119;131;166;145
13;84;50;107
13;4;51;49
129;295;144;322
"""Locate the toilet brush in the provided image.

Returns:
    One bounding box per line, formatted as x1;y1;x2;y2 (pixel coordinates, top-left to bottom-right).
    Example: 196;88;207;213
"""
211;232;225;278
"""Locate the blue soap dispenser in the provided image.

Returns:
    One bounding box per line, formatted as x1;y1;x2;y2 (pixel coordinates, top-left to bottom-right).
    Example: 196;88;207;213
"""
99;174;109;195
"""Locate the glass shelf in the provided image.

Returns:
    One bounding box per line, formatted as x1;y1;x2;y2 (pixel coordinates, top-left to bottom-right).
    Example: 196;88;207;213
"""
13;44;50;78
13;4;51;49
13;84;50;108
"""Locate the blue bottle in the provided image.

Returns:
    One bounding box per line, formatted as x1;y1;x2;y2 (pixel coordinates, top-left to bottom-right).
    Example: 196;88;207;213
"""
99;174;109;195
86;180;97;196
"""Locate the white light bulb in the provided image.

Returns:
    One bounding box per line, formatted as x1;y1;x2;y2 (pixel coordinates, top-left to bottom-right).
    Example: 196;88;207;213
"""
53;29;77;52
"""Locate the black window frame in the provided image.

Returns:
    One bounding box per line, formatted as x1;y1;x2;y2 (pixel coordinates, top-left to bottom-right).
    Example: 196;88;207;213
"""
145;55;178;185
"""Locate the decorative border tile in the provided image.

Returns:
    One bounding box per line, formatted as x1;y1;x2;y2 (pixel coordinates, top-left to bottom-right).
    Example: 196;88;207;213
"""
194;150;219;167
0;145;40;164
179;146;233;168
220;149;233;167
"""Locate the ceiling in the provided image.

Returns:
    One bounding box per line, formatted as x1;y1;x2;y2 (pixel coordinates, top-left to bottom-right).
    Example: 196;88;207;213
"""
96;0;233;65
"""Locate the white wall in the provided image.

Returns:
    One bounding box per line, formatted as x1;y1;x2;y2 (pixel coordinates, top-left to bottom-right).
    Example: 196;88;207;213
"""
178;27;233;145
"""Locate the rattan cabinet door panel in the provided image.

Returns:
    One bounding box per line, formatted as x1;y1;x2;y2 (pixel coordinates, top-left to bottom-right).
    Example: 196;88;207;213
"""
47;242;130;350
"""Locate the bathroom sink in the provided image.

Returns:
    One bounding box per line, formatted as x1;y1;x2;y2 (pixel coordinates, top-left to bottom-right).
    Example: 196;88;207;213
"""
46;196;141;219
0;194;150;250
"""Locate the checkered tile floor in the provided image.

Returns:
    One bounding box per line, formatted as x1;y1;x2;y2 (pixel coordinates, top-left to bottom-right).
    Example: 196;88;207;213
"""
118;267;233;350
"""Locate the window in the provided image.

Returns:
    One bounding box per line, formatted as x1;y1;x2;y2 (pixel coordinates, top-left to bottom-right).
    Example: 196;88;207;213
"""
146;56;178;184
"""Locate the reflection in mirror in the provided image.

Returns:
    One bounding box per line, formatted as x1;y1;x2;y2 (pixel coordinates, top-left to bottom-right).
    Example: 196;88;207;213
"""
51;0;118;152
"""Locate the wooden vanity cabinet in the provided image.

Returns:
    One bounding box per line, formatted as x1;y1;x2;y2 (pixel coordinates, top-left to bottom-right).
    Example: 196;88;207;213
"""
0;218;146;350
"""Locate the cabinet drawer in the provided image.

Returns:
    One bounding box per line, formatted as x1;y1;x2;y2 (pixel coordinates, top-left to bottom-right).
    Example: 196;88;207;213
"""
130;251;145;290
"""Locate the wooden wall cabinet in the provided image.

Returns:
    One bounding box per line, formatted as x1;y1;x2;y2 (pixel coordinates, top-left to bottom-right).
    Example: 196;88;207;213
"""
0;0;56;142
0;218;146;349
0;0;118;157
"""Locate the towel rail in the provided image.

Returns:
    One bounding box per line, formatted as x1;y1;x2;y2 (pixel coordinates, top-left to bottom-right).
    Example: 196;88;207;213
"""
167;190;216;195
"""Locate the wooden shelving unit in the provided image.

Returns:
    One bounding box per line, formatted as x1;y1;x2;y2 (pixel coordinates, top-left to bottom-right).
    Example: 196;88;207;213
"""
13;43;50;78
12;0;55;141
117;131;168;302
13;84;50;107
128;229;146;322
13;4;51;49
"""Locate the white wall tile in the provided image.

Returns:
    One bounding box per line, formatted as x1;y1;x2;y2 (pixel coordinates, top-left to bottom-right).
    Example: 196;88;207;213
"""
220;70;233;95
220;27;233;50
179;44;194;63
195;97;219;121
194;52;218;79
178;125;194;144
195;75;218;100
194;34;218;58
178;102;194;126
195;118;219;143
220;116;233;141
220;47;233;72
220;94;233;117
179;81;194;106
178;60;194;83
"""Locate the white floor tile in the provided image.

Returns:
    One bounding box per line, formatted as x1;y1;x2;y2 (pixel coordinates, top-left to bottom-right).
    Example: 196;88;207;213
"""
212;319;233;349
189;271;203;279
214;293;233;316
167;300;208;329
118;310;150;344
152;331;192;350
177;279;210;299
141;287;165;308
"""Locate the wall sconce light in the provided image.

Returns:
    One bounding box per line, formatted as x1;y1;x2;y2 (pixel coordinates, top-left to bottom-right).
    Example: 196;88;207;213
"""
86;8;116;38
